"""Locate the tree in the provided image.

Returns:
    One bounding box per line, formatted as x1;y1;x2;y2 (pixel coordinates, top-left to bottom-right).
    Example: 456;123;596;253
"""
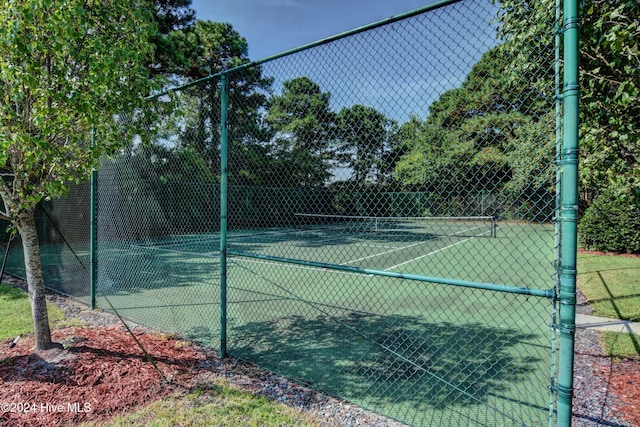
496;0;640;209
171;21;272;183
336;104;394;184
266;77;336;187
393;44;556;219
579;0;639;207
396;0;638;220
148;0;196;78
0;0;156;350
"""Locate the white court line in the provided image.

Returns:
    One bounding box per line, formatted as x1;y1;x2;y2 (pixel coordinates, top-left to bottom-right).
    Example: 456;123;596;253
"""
344;224;492;266
383;237;474;271
343;239;434;265
230;236;473;275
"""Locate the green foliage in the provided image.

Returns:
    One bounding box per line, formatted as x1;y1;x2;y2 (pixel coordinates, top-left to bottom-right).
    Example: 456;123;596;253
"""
496;0;640;209
170;21;252;80
265;77;335;187
394;118;474;188
393;44;555;220
336;104;395;184
0;0;157;349
160;21;272;185
148;0;195;78
579;184;640;254
0;0;157;220
579;0;640;206
267;77;335;151
395;0;638;222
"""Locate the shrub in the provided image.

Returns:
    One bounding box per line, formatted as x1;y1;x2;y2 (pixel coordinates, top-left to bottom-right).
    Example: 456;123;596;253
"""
579;185;640;254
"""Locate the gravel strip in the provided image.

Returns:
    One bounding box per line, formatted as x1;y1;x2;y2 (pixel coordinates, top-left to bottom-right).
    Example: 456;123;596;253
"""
572;289;633;427
3;273;633;426
572;328;631;427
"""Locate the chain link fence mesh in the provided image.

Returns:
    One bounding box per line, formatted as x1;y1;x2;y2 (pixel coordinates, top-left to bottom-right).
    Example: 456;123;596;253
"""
1;183;91;302
221;1;559;425
1;0;569;425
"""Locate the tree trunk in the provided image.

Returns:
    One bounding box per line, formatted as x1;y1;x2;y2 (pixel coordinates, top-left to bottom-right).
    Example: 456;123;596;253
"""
17;207;55;350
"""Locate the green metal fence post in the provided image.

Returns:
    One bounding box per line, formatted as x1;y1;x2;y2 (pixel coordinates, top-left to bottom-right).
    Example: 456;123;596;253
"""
219;74;229;358
90;127;97;310
557;0;580;425
550;0;563;423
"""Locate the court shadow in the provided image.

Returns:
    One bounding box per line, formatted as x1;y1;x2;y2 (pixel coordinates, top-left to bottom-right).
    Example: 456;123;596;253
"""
96;250;218;296
228;311;545;419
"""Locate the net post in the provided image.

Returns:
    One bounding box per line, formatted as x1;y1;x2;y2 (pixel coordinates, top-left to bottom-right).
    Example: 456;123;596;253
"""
219;74;229;359
491;216;497;238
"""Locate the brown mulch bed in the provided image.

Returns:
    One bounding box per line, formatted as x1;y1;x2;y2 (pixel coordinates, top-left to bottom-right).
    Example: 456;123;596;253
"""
1;325;208;426
572;339;640;427
606;358;640;426
0;285;406;427
572;286;640;427
1;323;406;427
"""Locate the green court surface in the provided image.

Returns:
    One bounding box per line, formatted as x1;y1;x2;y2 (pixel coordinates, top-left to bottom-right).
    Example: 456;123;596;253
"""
222;222;555;426
227;220;555;289
3;221;556;426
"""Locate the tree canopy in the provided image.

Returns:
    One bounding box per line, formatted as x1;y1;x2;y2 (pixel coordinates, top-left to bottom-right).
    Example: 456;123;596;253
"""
336;104;395;184
393;0;638;224
579;0;639;206
496;0;639;207
393;43;556;220
265;77;336;187
148;0;195;78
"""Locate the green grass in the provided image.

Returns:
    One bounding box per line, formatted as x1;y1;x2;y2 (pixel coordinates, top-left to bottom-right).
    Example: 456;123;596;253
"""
577;253;640;321
601;331;640;359
0;282;65;341
577;252;640;357
80;380;319;427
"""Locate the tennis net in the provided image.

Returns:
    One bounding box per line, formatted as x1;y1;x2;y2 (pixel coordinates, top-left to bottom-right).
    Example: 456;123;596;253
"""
294;214;497;239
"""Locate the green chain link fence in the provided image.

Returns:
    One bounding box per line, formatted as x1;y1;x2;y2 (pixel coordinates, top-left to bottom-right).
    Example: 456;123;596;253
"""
1;183;92;302
1;0;581;425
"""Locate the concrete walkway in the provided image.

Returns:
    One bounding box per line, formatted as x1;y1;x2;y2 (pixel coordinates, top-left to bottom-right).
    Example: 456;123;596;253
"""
576;313;640;335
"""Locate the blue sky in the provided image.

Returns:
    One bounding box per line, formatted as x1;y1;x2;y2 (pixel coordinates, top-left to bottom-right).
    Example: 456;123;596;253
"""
187;0;499;123
190;0;438;60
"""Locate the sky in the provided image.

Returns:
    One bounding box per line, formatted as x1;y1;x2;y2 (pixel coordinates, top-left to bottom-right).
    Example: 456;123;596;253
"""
189;0;439;61
186;0;499;123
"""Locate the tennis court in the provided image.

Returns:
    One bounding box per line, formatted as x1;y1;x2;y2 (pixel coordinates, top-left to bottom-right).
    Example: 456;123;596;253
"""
21;218;545;425
2;214;557;426
4;216;556;425
224;219;554;425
